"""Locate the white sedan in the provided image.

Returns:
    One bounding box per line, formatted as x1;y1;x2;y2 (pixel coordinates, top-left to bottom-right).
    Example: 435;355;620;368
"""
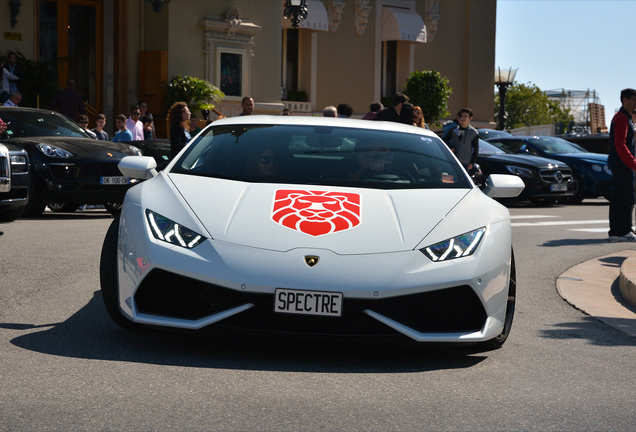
100;116;524;349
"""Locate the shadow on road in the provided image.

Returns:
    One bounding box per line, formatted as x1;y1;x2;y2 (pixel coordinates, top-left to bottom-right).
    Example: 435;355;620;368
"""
20;212;114;221
5;291;490;373
539;317;636;346
540;238;611;247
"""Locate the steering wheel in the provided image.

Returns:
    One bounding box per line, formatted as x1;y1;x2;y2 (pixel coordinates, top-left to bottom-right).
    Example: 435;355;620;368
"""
364;168;416;183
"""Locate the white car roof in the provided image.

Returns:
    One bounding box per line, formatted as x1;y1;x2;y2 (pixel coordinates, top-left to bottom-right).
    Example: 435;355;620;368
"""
209;115;440;137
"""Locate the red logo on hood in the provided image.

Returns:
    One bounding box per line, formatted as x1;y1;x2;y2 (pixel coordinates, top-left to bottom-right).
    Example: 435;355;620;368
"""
272;190;361;237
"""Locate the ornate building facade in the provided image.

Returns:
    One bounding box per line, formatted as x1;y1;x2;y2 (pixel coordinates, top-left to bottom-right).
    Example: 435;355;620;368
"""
0;0;497;134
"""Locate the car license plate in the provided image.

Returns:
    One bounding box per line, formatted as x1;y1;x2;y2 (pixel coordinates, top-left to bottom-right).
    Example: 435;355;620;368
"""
550;183;567;192
100;176;130;185
274;288;343;317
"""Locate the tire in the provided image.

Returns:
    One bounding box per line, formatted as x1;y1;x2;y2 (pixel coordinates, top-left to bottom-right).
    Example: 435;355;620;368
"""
22;177;46;217
48;203;79;213
104;202;122;216
99;214;141;329
479;248;516;350
0;206;25;221
564;171;585;204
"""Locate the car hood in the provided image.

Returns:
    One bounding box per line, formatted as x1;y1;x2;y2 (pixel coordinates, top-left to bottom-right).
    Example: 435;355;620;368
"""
149;173;486;254
4;136;138;159
480;153;566;168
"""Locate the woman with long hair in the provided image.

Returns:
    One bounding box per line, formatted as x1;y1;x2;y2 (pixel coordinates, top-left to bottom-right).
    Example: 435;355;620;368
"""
413;106;430;129
168;101;191;158
398;102;416;126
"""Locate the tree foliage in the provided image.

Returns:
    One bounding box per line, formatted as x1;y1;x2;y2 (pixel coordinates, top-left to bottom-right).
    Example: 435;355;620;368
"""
166;75;225;114
403;70;452;126
495;82;573;130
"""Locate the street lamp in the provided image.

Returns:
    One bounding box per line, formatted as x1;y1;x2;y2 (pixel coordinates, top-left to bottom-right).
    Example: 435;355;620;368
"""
494;67;518;130
145;0;170;13
283;0;308;28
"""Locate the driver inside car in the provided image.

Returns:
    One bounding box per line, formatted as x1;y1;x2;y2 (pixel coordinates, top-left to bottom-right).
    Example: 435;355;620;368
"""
346;139;395;180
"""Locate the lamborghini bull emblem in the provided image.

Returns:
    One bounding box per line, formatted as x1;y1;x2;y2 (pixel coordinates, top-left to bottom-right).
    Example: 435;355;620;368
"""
305;256;320;267
272;190;361;237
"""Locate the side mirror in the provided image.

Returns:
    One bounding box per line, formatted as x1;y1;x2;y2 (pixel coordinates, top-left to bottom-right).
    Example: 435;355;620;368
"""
118;156;158;179
482;174;525;198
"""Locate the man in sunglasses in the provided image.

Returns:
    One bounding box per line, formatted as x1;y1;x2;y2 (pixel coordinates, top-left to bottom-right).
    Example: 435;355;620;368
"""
78;114;97;139
125;105;144;141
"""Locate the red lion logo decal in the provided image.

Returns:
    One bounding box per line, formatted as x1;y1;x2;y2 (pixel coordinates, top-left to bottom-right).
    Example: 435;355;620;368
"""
272;190;361;237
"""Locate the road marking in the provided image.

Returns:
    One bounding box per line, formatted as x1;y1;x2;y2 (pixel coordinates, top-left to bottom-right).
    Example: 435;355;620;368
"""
510;215;558;219
512;219;608;227
569;228;609;233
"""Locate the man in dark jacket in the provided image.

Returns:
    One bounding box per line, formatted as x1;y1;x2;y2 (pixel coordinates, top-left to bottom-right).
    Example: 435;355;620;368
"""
608;88;636;242
51;79;86;121
373;93;409;122
442;107;479;173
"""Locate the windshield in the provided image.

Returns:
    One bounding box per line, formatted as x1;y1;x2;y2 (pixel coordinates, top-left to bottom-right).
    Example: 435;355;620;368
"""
478;129;512;140
527;137;588;154
0;109;92;139
171;124;471;190
478;139;508;155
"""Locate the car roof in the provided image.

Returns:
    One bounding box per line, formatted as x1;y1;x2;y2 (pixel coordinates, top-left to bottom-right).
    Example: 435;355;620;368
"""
490;136;567;140
0;106;60;115
209;115;441;137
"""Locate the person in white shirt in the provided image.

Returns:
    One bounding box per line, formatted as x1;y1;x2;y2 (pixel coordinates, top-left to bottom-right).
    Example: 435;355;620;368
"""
3;91;21;107
0;60;18;104
125;105;144;140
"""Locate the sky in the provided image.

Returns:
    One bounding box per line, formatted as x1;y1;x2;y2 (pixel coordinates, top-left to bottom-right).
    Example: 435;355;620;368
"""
495;0;633;128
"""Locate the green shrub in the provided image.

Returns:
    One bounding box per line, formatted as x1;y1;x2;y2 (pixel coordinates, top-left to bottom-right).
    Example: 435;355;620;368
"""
165;75;224;114
403;70;452;126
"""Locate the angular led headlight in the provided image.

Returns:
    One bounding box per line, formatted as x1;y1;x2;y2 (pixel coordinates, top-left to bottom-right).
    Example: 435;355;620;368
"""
36;143;74;158
146;209;205;249
420;227;486;262
505;165;533;178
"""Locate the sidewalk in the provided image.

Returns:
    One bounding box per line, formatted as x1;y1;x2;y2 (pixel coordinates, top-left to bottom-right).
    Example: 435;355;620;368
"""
557;250;636;337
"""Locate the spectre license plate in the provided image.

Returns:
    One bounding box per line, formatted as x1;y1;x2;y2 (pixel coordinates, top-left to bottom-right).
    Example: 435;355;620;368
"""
274;288;343;317
550;183;567;192
100;176;130;185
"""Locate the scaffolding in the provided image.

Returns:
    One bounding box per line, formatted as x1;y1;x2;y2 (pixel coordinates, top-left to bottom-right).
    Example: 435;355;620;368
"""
545;88;607;135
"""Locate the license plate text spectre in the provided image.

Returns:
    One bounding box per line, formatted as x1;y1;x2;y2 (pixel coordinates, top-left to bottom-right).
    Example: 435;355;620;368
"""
275;288;343;317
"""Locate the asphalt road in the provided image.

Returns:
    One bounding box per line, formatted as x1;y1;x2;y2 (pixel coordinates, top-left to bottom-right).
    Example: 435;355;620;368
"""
0;200;634;431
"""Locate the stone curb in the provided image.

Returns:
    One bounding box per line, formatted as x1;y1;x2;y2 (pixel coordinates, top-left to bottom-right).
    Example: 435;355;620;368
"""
557;250;636;337
619;256;636;308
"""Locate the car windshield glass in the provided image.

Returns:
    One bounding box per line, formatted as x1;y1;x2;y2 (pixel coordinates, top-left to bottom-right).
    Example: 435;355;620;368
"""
0;109;92;139
478;139;508;155
528;137;588;154
171;124;471;190
478;129;512;140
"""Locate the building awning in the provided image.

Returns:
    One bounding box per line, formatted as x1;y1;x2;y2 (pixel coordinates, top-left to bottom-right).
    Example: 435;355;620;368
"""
297;0;329;32
382;7;426;43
